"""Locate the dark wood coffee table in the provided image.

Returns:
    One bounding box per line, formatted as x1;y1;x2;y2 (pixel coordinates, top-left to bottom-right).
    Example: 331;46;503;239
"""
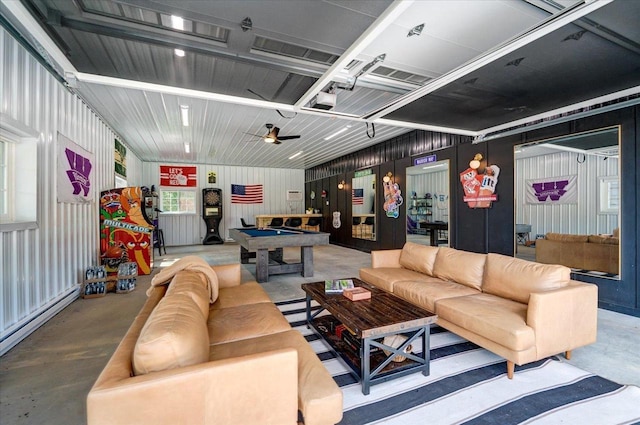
301;278;437;395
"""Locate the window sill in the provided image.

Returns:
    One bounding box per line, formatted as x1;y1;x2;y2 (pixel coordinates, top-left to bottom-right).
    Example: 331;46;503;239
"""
1;221;38;232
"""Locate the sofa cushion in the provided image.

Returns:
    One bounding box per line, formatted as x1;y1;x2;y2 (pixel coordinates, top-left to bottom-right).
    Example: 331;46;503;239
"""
432;247;486;291
399;242;439;276
210;281;272;310
165;270;210;318
483;253;570;304
545;232;589;243
209;330;343;425
436;293;535;352
208;302;291;345
133;294;209;375
393;279;479;313
359;267;433;293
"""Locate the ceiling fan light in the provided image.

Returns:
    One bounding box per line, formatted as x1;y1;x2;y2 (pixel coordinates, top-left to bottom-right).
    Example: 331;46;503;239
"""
264;137;276;143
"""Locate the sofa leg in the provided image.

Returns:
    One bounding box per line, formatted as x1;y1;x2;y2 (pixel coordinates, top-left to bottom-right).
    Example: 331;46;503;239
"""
507;361;515;379
565;350;572;360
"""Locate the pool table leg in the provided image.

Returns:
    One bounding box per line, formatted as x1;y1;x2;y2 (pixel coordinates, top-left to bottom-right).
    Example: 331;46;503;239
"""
301;246;313;277
256;249;269;282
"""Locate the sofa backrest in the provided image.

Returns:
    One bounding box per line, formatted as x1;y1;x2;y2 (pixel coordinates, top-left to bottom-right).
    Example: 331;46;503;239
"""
399;242;439;276
483;253;571;304
432;247;486;291
132;293;209;375
545;233;589;243
165;270;211;318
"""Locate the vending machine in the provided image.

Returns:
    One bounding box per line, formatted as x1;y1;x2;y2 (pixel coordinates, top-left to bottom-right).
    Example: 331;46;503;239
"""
100;187;154;275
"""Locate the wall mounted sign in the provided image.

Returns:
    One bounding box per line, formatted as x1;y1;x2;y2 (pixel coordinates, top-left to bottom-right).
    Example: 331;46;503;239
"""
383;173;403;218
114;139;126;177
160;165;197;187
414;155;437;166
460;163;500;208
286;190;303;201
354;169;372;178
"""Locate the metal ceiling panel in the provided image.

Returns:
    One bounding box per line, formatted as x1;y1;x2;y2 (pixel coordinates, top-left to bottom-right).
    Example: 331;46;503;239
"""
385;0;640;131
75;81;409;169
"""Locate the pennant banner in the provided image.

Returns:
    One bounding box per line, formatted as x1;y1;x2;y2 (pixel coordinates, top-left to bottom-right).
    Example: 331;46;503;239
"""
231;184;263;204
160;165;197;187
526;175;578;204
57;132;94;204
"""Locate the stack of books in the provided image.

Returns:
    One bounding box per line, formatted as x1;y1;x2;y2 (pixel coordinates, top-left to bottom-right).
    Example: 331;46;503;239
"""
324;279;355;293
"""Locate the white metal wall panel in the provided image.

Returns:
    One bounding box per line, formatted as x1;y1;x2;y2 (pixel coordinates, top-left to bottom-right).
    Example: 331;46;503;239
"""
515;151;619;238
142;162;305;245
0;28;141;354
408;170;450;223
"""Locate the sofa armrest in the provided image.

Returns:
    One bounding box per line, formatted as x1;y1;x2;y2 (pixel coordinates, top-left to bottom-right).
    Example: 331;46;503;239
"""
88;348;298;425
371;249;402;268
526;282;598;359
212;263;242;288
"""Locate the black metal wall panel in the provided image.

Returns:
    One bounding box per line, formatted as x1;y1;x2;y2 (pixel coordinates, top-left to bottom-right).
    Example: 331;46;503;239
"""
455;142;489;253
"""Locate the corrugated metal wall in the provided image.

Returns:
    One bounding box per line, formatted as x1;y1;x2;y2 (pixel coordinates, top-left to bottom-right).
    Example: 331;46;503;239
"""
0;28;140;354
408;170;450;223
515;150;619;237
141;162;304;245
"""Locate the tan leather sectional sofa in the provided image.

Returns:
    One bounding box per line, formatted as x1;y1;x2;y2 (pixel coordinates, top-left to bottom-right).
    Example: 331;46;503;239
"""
536;230;619;275
87;258;342;425
359;242;598;379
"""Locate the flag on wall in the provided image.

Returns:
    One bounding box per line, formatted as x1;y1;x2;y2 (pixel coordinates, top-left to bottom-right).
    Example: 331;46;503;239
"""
231;184;263;204
159;165;197;187
525;175;578;204
352;188;364;205
57;132;94;204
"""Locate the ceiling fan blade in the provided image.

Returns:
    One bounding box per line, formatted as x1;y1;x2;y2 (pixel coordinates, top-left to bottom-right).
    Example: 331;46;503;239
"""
273;140;282;145
276;135;301;141
243;132;266;138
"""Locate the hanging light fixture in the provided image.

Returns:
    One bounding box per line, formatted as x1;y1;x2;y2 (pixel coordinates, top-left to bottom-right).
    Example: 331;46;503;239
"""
469;153;483;170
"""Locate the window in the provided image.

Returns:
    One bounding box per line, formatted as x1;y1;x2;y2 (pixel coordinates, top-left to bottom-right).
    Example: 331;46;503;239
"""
0;114;38;231
0;141;11;222
598;176;619;214
160;189;196;214
115;174;127;188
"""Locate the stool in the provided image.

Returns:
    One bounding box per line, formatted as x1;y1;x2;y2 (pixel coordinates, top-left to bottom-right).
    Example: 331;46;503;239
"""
155;229;166;256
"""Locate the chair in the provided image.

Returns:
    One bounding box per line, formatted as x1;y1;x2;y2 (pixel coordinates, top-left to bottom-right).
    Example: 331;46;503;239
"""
268;217;284;227
352;216;362;237
305;217;321;231
285;217;302;228
154;229;166;256
240;218;255;228
363;216;375;239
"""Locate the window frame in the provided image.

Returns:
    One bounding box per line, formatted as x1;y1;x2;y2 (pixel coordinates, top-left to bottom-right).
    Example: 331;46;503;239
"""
598;176;619;215
159;189;197;215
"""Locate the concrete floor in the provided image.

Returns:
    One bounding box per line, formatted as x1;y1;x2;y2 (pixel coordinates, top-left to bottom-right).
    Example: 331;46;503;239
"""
1;243;639;425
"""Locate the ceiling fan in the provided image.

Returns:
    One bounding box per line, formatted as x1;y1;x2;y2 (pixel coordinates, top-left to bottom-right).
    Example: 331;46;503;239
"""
246;124;301;145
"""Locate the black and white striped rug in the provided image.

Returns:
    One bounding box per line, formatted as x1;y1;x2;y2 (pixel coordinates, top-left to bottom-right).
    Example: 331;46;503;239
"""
276;298;640;425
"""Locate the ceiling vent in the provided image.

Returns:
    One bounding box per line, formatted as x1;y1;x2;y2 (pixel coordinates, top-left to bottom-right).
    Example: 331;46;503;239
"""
252;36;339;65
371;66;430;85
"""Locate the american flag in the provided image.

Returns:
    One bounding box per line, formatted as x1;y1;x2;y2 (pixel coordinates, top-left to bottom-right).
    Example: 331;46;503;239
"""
352;188;364;205
231;184;263;204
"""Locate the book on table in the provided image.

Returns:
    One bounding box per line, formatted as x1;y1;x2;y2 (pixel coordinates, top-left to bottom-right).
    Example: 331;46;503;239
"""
324;279;355;293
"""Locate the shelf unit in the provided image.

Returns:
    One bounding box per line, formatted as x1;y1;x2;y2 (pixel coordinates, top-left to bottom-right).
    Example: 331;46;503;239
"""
408;198;433;234
81;263;138;299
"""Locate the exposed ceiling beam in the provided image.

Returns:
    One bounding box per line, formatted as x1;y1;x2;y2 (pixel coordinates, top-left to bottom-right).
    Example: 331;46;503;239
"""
294;0;414;111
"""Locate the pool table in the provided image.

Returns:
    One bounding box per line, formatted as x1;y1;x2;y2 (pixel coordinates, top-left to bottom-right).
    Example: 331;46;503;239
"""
228;227;330;282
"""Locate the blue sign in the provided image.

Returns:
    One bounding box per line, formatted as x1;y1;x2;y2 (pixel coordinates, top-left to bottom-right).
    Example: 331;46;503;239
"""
414;155;437;166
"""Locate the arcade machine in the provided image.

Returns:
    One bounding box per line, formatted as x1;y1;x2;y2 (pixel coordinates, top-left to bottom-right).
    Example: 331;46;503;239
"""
99;187;154;275
202;188;224;245
143;187;165;255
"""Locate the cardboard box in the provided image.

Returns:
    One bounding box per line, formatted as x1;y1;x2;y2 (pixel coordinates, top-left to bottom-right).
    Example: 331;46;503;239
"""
343;287;371;301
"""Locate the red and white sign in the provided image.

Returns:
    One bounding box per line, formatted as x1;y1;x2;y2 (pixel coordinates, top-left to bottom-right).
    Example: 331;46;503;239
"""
160;165;197;187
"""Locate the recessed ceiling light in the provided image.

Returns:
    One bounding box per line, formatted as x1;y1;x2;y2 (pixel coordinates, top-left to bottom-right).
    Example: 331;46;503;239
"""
288;151;303;160
184;143;190;153
174;49;185;57
171;15;184;31
180;105;189;126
